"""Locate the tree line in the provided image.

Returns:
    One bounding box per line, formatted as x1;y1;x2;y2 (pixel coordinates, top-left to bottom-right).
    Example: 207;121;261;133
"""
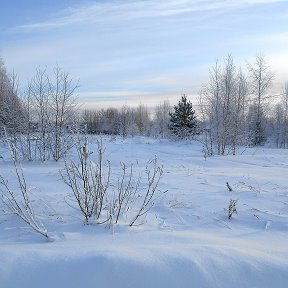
200;54;287;155
0;54;287;160
81;54;288;155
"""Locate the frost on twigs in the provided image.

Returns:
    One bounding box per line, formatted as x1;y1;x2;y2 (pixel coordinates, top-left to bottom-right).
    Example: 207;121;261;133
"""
128;157;166;227
61;139;166;226
61;138;110;224
0;149;48;238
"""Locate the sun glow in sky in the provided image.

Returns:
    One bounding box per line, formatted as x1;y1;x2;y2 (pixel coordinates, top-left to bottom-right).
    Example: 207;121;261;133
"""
1;0;288;108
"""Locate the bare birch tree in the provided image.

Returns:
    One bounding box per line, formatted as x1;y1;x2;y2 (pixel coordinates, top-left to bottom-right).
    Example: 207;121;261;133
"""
133;104;150;135
248;54;274;146
200;55;248;155
30;67;51;160
231;69;248;154
281;82;288;148
152;100;171;138
49;65;79;161
273;82;288;148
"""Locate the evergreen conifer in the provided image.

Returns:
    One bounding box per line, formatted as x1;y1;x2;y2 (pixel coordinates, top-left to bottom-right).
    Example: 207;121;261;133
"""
169;94;199;138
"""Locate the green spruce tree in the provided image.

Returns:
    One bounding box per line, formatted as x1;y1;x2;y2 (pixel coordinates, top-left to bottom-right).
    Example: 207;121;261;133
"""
169;94;199;139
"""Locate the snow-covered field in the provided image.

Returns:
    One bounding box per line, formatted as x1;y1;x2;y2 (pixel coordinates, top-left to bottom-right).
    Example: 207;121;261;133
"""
1;136;288;288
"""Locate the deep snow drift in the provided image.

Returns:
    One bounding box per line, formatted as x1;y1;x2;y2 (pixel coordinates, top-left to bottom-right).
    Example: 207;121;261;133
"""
0;136;288;288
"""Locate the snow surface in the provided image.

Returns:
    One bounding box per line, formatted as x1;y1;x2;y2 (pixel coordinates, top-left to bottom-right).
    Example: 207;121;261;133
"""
1;136;288;288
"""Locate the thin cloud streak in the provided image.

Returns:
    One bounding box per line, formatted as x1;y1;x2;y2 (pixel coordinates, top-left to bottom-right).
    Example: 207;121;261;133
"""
2;0;288;107
10;0;286;33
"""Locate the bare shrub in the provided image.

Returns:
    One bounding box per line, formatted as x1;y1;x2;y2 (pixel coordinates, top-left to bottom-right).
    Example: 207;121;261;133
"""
111;162;140;225
0;146;48;238
61;139;110;223
129;158;165;226
61;139;166;226
228;199;237;219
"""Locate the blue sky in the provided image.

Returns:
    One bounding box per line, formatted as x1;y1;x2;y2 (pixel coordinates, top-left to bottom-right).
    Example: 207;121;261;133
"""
1;0;288;108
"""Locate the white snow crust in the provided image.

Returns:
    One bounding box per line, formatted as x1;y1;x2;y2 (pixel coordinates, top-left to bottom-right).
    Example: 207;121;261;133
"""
1;136;288;288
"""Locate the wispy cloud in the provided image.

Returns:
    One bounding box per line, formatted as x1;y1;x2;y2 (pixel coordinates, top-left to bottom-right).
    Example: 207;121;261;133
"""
2;0;288;107
10;0;286;33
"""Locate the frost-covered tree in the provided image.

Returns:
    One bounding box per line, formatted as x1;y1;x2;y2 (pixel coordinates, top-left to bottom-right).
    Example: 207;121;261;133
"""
151;100;171;138
15;66;79;161
49;65;79;161
119;105;138;137
272;82;288;148
248;54;274;146
83;110;99;134
281;82;288;148
169;94;198;139
29;67;51;160
231;69;248;154
0;57;24;135
133;104;150;135
200;55;250;155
